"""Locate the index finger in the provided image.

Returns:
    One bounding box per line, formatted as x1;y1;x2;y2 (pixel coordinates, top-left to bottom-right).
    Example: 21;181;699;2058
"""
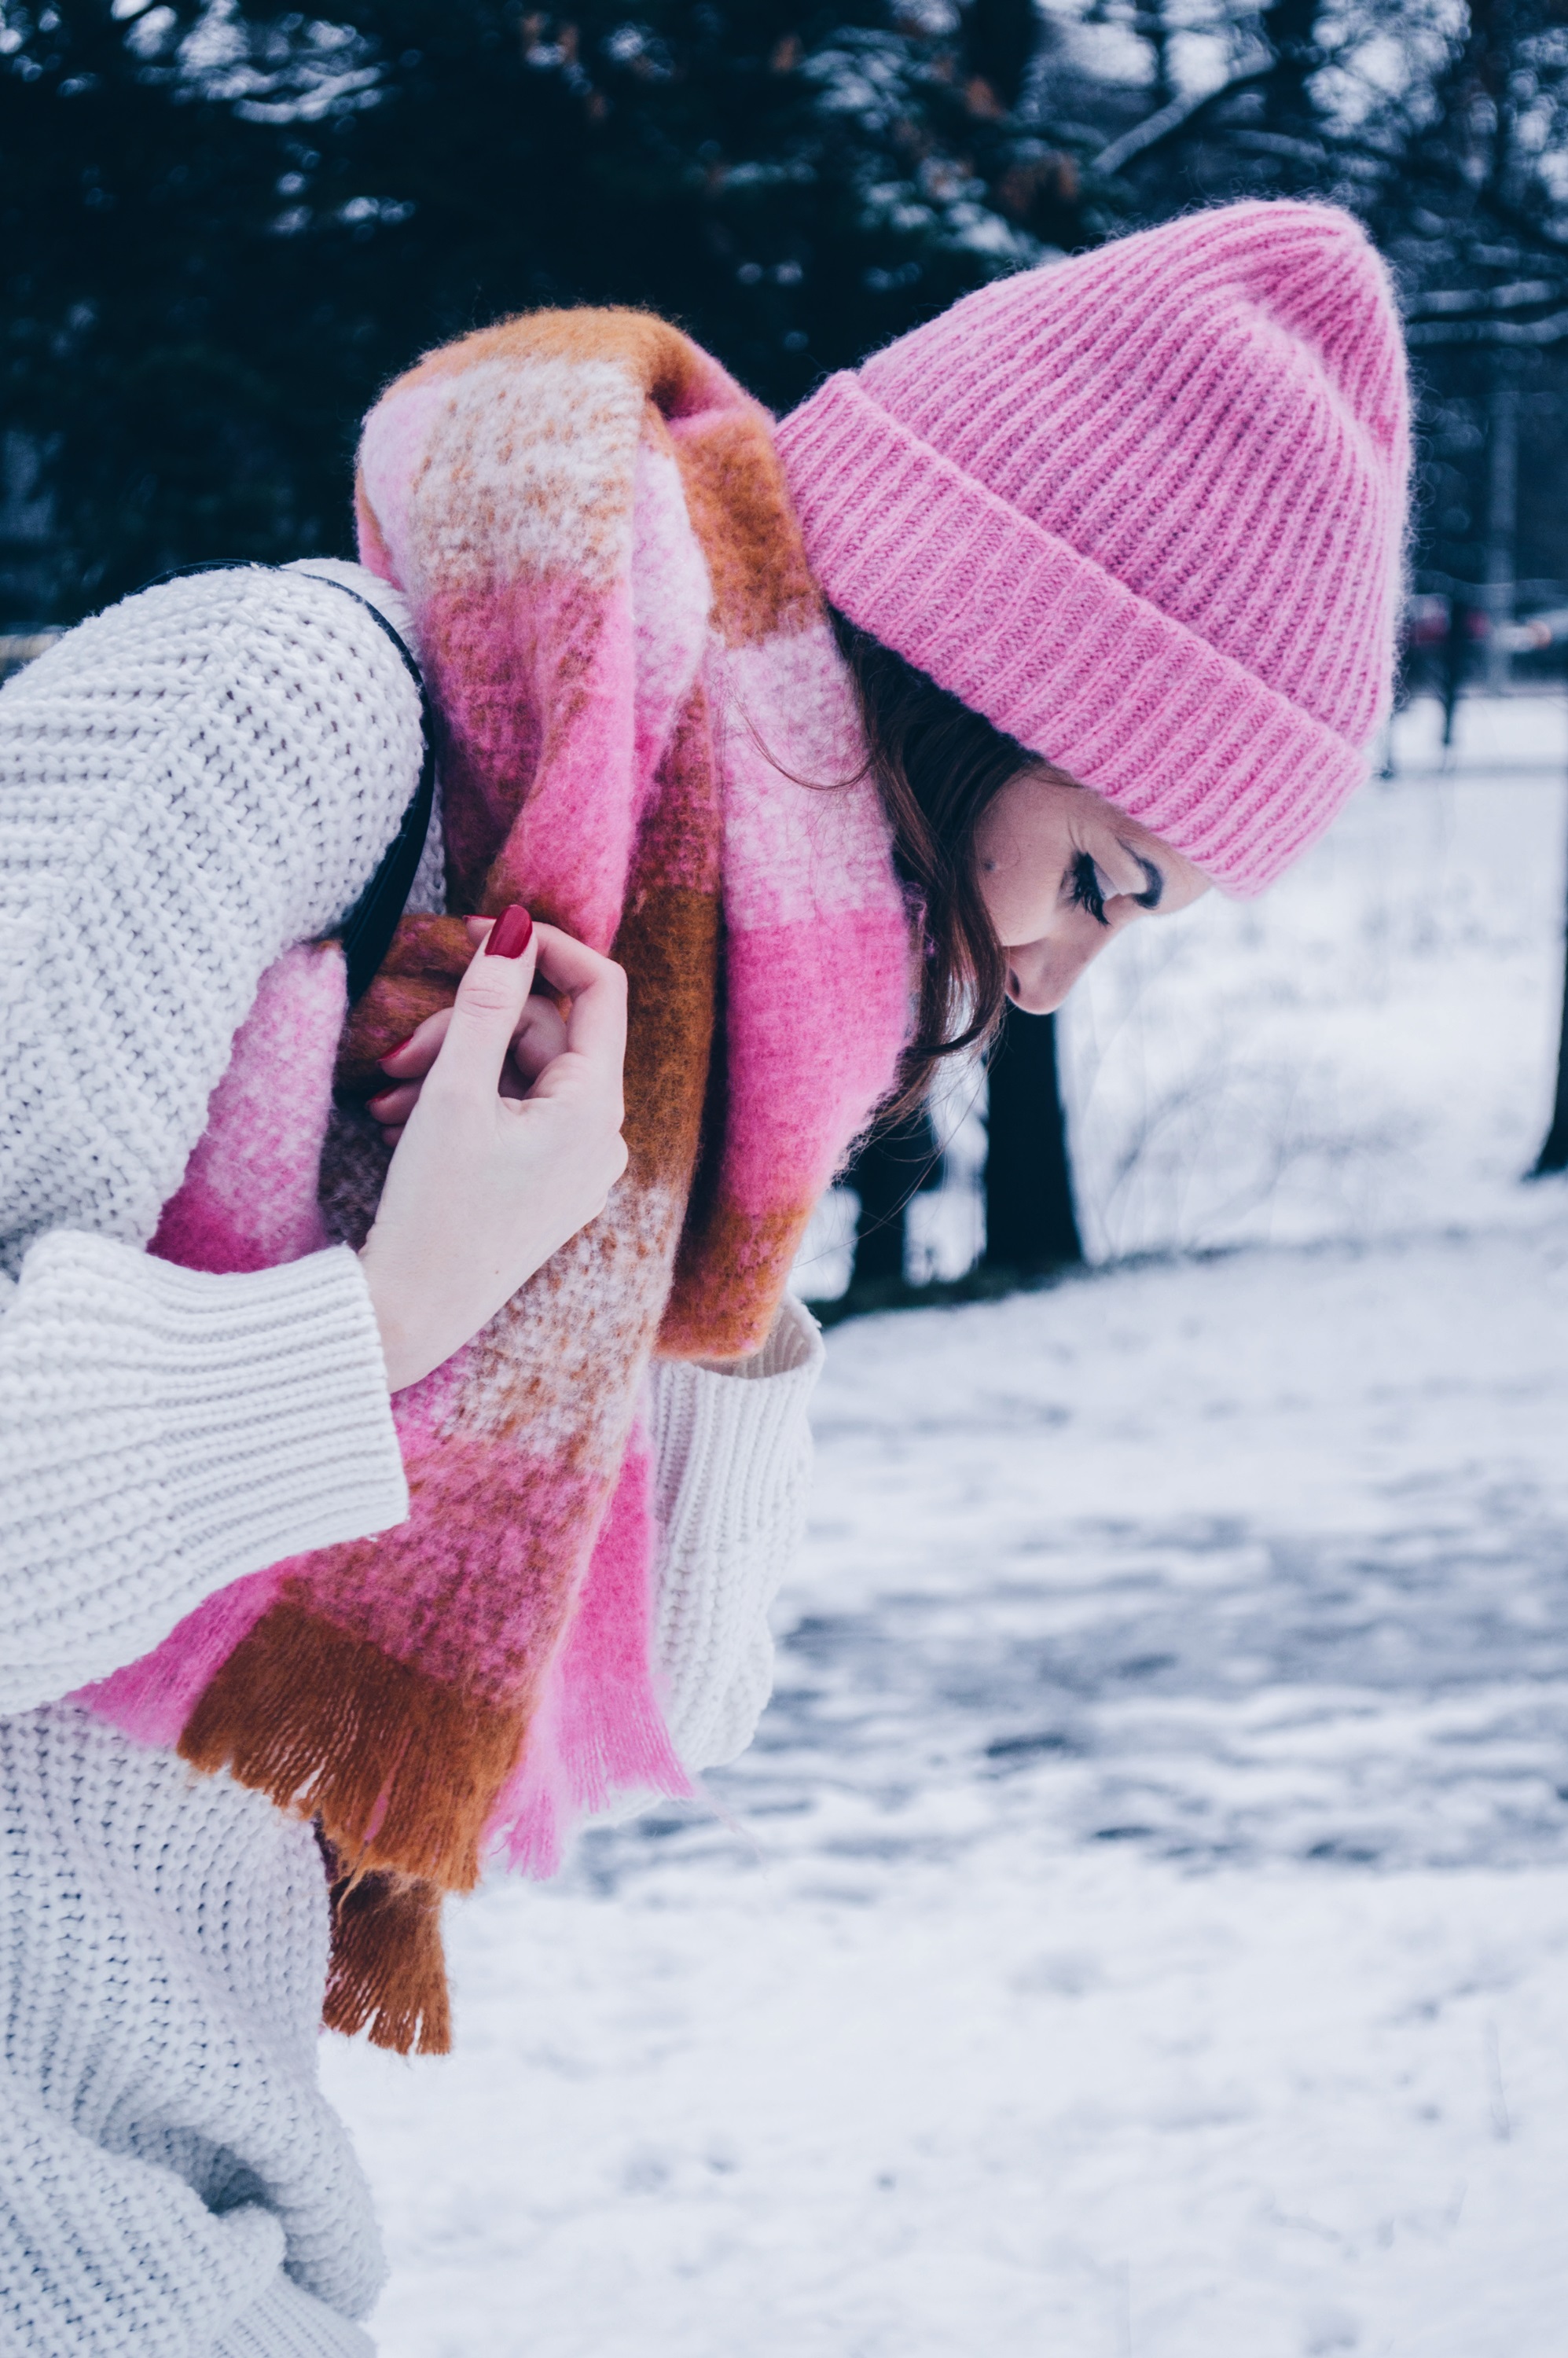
531;923;628;1073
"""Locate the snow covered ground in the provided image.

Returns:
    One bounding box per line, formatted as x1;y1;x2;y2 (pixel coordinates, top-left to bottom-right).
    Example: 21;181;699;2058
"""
325;697;1568;2356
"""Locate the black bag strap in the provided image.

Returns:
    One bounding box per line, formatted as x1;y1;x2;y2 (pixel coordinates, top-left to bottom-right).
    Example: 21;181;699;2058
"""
142;560;437;1004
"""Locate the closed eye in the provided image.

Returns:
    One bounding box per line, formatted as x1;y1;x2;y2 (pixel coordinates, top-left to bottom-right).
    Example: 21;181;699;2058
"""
1124;845;1165;910
1067;850;1109;927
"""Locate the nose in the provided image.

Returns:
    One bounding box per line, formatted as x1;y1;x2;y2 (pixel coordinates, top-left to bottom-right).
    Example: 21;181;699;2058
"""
1006;891;1150;1013
1006;927;1113;1015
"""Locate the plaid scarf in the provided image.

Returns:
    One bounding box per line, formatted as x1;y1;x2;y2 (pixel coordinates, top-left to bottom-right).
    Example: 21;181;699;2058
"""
83;311;911;2051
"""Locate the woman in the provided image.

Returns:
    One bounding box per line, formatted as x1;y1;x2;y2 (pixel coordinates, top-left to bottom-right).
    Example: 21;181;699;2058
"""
0;198;1406;2355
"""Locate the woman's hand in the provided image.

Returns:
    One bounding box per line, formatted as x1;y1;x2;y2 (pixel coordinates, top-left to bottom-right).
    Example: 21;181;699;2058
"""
365;916;568;1141
357;909;628;1393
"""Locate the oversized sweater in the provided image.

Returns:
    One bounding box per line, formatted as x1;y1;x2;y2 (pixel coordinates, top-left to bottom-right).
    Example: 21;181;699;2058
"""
0;563;822;2356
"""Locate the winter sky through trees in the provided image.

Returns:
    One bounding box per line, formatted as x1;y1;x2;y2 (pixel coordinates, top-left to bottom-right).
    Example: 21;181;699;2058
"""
10;0;1568;625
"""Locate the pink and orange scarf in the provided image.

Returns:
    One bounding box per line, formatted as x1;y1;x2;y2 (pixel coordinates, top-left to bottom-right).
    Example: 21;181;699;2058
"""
81;311;911;2051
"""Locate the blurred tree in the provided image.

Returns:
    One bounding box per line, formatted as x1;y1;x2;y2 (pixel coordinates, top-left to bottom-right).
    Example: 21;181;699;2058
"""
0;0;380;610
982;1001;1081;1275
18;4;1568;638
1377;3;1568;645
274;0;1084;415
841;1100;944;1298
1086;0;1568;604
1087;0;1390;208
0;0;1119;614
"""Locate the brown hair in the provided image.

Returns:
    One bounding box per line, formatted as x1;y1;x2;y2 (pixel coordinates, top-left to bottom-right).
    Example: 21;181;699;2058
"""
827;604;1037;1117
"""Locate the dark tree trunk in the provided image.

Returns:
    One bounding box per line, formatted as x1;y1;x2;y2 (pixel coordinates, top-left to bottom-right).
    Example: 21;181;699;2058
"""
982;1001;1084;1273
1441;596;1473;749
1533;836;1568;1175
964;0;1044;110
845;1104;942;1288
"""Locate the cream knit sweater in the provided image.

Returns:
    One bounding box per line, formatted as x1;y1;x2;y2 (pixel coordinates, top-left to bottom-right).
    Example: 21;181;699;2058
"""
0;562;821;2357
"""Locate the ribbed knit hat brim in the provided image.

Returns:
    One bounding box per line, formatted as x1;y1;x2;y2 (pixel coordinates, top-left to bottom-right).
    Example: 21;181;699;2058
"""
776;201;1410;895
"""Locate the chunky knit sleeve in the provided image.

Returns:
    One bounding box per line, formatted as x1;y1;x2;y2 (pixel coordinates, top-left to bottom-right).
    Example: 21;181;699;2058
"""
0;1238;407;1713
0;562;424;1709
647;1295;824;1773
0;2073;375;2358
211;2276;376;2358
0;560;426;1270
0;2066;285;2358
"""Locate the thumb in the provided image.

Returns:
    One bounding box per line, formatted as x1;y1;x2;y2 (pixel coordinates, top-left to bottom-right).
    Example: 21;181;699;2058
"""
428;905;538;1096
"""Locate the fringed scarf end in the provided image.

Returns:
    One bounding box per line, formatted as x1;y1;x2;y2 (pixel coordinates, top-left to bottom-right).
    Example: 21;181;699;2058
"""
323;1861;453;2056
178;1596;526;1890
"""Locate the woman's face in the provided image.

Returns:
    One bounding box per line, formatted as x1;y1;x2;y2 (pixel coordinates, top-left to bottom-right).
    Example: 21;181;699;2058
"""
974;766;1211;1014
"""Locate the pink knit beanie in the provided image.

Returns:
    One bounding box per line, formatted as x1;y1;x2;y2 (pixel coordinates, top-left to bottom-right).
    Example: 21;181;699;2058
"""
775;200;1409;894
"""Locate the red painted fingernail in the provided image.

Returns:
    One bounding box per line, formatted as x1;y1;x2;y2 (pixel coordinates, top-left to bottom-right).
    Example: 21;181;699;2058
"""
484;905;534;960
378;1037;418;1068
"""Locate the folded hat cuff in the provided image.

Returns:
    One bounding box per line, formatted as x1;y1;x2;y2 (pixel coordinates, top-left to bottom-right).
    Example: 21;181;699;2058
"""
776;372;1368;896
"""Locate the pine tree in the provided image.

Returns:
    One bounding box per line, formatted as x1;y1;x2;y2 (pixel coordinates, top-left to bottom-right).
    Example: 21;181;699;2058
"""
0;1;379;611
2;0;1119;608
277;0;1105;414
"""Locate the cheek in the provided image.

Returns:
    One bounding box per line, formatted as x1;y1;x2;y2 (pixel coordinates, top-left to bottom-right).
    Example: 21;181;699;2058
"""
972;781;1078;946
978;851;1056;949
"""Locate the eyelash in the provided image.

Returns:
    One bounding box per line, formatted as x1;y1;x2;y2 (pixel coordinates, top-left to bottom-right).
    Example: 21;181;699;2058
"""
1068;850;1110;928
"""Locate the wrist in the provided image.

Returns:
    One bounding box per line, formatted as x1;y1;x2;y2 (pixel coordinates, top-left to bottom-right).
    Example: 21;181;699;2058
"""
357;1240;420;1394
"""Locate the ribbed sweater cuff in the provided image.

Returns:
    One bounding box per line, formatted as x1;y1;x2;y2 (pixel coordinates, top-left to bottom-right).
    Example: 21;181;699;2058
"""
210;2272;376;2358
0;1235;408;1708
648;1295;824;1773
656;1294;825;1555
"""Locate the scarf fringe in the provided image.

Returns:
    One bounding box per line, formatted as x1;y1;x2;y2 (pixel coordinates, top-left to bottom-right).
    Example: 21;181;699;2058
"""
493;1638;694;1880
178;1598;525;1890
323;1862;452;2055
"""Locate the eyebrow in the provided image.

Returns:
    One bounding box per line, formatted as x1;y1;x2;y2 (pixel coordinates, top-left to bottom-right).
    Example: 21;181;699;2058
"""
1118;840;1165;909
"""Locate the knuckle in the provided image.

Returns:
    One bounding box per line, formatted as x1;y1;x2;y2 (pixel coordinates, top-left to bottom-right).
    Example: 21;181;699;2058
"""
583;951;627;997
457;981;516;1020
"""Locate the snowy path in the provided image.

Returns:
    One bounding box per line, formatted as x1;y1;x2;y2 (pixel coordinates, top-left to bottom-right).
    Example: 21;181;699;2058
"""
328;1226;1568;2358
780;1230;1568;1881
325;706;1568;2355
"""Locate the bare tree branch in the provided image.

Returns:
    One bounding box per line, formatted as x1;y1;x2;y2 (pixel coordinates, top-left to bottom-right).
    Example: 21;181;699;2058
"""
1090;63;1272;176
